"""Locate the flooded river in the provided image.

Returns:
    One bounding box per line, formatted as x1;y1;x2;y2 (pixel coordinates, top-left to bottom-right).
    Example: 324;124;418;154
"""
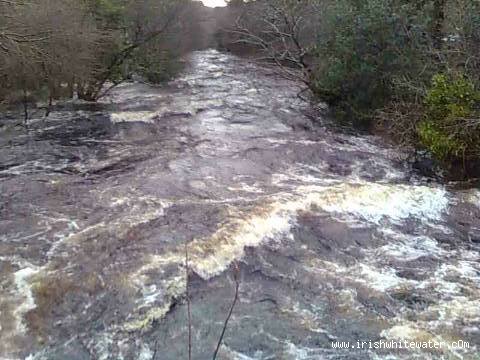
1;50;479;359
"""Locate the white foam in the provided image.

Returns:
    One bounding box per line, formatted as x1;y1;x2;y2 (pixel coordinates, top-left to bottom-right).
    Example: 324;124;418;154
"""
305;182;449;224
220;346;262;360
443;261;480;282
465;189;480;207
132;181;449;284
381;324;434;342
429;297;480;324
227;183;265;194
357;264;412;292
283;341;325;359
110;111;156;123
418;262;480;296
123;273;186;332
13;266;40;333
137;345;154;360
377;230;444;261
90;333;114;360
188;204;294;279
271;176;449;225
285;342;310;359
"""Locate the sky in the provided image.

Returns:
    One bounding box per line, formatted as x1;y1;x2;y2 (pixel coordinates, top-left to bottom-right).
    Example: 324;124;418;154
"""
200;0;227;7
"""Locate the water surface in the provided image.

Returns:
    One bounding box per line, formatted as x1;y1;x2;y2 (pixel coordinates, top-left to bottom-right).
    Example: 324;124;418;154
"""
1;50;479;359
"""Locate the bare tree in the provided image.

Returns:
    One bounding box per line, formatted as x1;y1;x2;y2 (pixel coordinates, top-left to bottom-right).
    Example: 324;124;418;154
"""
0;0;200;107
77;0;188;101
226;0;325;85
0;0;101;113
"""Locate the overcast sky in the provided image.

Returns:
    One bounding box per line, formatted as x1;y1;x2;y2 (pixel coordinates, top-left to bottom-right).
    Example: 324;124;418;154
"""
201;0;227;7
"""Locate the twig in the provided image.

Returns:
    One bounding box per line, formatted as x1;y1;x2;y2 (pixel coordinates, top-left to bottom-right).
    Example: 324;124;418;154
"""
212;263;240;360
151;340;158;360
185;239;192;360
22;86;28;125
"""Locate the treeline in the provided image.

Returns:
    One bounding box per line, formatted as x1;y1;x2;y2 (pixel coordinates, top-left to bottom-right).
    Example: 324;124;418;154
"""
0;0;207;114
219;0;480;178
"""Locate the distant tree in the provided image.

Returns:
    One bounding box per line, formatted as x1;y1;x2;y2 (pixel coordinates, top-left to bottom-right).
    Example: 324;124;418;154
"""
0;0;100;116
76;0;188;101
227;0;245;6
0;0;204;108
226;0;325;83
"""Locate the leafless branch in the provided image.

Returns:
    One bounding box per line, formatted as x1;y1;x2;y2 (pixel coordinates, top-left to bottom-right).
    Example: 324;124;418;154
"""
226;1;318;87
185;239;192;360
212;263;240;360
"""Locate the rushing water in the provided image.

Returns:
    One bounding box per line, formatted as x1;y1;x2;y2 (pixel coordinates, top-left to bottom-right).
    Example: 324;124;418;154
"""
0;50;479;360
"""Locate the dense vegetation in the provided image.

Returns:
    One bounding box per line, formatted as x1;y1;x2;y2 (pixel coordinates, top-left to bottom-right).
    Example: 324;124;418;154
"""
221;0;480;178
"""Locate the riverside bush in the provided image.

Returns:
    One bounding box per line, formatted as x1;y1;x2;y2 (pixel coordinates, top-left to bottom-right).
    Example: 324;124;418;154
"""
418;74;480;162
311;0;480;176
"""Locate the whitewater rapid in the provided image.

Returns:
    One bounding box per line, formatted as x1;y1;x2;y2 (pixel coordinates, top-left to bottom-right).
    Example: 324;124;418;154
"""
0;50;479;359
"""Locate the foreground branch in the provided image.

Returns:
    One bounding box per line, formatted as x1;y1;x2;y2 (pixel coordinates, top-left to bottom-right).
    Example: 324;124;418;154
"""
212;263;240;360
185;239;192;360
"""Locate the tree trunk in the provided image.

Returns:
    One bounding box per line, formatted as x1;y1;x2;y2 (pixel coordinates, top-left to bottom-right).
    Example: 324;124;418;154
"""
67;77;75;99
23;87;28;125
432;0;446;50
77;82;99;101
46;89;53;117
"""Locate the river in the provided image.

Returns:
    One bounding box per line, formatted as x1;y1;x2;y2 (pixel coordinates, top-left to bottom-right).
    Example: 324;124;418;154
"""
1;50;479;359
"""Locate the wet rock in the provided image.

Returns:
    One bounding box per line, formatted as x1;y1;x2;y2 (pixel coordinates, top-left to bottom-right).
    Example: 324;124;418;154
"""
293;214;380;264
411;151;442;179
328;163;352;177
390;288;434;311
396;268;430;281
382;254;439;285
356;288;397;318
470;229;480;243
431;229;463;247
48;340;92;360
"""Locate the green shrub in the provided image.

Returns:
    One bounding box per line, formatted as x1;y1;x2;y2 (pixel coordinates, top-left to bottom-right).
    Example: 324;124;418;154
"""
425;74;479;121
418;74;480;161
417;120;464;159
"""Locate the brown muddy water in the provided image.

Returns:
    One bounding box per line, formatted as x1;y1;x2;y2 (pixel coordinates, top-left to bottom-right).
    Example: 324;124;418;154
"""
0;50;479;360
